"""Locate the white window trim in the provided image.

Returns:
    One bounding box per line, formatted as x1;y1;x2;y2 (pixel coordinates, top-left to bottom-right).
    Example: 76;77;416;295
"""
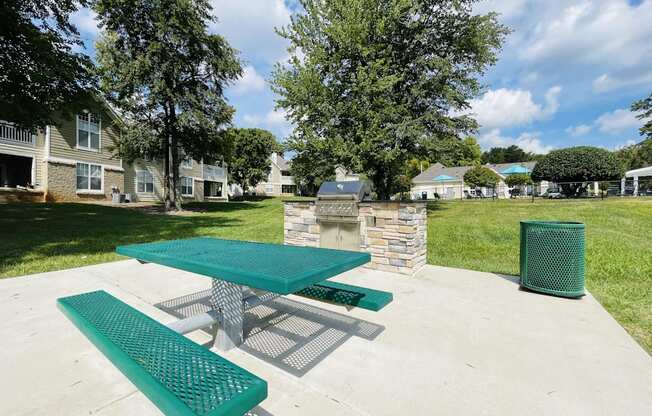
136;169;154;194
76;112;101;152
76;162;104;194
181;176;194;197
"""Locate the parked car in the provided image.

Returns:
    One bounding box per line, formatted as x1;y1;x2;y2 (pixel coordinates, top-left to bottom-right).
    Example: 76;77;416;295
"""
543;189;563;199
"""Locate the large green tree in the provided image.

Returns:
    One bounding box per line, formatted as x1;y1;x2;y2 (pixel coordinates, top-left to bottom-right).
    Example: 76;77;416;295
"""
272;0;508;199
95;0;241;210
0;0;96;129
425;136;482;167
227;128;281;193
532;146;624;196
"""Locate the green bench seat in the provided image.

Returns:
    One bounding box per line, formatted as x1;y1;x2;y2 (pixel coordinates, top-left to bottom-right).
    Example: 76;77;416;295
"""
57;290;267;416
294;280;393;311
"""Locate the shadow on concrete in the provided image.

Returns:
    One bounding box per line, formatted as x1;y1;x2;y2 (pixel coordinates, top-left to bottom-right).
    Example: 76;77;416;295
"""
155;289;385;377
246;406;274;416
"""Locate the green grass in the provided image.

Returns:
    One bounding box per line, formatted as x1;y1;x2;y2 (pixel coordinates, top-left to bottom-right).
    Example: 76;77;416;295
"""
428;198;652;354
0;199;284;278
1;197;650;353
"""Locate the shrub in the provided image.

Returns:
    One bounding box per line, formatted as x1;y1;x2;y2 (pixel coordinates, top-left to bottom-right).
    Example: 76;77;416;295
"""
504;173;533;187
531;146;624;196
463;166;501;188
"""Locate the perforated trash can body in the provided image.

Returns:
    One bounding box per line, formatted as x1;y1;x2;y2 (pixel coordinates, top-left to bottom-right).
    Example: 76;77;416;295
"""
520;221;585;298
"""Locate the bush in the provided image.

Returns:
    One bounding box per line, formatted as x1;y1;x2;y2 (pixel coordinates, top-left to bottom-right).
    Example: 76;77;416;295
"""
504;173;532;187
463;166;501;188
531;146;624;196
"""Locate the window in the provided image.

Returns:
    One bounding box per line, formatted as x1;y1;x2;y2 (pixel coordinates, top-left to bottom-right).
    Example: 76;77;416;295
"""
76;163;102;191
265;184;274;194
136;170;154;193
181;155;193;169
77;112;101;151
282;184;296;194
181;177;193;196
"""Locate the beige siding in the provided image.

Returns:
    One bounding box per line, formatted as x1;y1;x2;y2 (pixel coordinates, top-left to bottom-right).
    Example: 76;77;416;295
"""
48;110;122;168
125;158;205;202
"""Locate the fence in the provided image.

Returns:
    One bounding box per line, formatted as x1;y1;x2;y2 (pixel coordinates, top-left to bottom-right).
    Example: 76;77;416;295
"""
411;179;652;201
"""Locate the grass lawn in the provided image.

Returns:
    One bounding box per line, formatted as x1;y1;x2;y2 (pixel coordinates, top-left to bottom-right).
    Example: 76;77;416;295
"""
428;198;652;354
1;197;650;353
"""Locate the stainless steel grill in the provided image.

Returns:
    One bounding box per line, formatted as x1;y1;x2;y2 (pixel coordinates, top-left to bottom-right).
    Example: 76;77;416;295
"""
315;181;370;251
315;181;370;218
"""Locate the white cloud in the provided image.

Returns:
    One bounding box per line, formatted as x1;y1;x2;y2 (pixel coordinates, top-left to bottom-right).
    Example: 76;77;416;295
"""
478;129;553;154
209;0;291;64
593;71;652;93
467;86;561;129
242;109;293;137
231;65;266;95
70;8;100;38
519;1;652;69
595;108;641;134
565;124;592;137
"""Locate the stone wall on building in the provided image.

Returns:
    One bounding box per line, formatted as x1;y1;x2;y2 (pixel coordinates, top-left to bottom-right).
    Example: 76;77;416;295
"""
0;189;45;203
45;161;124;202
284;200;427;275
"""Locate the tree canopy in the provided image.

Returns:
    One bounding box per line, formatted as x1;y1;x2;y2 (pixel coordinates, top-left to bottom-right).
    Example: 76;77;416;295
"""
481;145;536;164
272;0;508;199
227;128;282;192
425;136;482;167
95;0;241;210
504;173;532;187
632;92;652;141
463;166;500;188
615;139;652;171
0;0;96;129
532;146;624;196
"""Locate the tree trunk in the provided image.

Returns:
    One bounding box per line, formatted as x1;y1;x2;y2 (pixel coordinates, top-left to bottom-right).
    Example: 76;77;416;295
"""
164;124;172;211
169;102;182;211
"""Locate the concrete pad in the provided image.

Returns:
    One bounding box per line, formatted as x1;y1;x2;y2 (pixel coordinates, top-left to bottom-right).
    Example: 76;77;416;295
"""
0;260;650;416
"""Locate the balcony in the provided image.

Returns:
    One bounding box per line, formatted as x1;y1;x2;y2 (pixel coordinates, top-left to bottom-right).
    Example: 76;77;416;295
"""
281;175;295;185
0;121;35;147
203;164;226;182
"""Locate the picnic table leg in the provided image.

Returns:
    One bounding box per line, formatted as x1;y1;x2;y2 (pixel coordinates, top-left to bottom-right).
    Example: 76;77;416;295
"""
210;279;244;351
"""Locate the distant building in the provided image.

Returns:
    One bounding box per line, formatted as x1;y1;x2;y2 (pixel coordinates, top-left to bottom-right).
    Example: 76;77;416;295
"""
335;165;361;182
411;161;549;199
229;153;297;197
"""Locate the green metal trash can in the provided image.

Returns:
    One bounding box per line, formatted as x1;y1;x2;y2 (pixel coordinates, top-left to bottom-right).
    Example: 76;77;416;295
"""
520;221;585;298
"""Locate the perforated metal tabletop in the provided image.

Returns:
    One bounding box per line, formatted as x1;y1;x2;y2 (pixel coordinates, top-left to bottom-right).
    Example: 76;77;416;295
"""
116;237;371;295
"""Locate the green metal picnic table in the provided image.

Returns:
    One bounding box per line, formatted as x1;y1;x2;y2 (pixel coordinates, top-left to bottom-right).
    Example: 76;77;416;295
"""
116;237;371;350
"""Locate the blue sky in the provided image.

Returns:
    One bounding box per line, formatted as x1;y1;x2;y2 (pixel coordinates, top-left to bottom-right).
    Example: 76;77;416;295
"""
71;0;652;154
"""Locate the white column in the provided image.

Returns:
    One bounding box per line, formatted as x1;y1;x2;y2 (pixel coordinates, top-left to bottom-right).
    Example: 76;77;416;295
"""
633;176;639;197
621;177;626;196
593;181;599;196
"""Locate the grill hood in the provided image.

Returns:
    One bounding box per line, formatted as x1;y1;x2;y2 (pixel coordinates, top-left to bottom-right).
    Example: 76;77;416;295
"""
317;181;370;201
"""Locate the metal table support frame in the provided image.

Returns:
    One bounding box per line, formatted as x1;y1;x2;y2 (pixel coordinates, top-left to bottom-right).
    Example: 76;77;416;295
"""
166;279;280;351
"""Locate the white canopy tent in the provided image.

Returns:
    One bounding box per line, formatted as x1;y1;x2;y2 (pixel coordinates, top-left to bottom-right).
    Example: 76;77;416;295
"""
622;165;652;196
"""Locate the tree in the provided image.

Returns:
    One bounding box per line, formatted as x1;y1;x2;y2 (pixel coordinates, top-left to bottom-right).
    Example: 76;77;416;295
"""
531;146;624;197
227;128;281;193
289;137;336;196
0;0;96;130
273;0;508;200
632;92;652;141
405;159;431;180
504;173;532;187
95;0;241;210
463;166;500;188
615;139;652;170
481;145;534;164
426;136;482;167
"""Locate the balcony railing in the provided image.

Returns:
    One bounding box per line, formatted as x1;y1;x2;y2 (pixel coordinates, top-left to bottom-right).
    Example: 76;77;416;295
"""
0;121;35;146
281;175;295;185
203;164;226;181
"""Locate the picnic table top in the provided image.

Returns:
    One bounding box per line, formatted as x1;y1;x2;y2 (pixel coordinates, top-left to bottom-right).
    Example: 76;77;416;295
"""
116;237;371;294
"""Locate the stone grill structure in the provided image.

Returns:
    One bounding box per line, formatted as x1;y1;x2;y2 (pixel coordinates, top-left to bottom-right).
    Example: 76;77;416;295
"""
284;200;427;275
